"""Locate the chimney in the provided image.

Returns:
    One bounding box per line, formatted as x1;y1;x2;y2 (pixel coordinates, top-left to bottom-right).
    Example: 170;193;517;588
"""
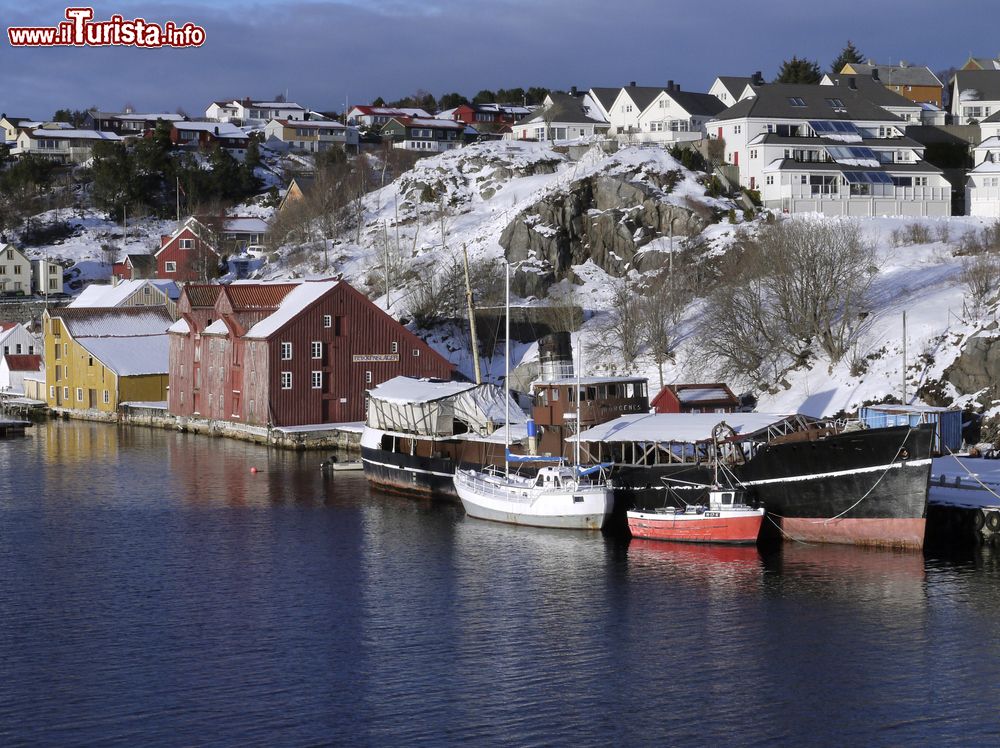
899;60;908;68
848;77;857;90
667;80;674;91
676;83;681;91
214;126;219;135
629;80;636;87
872;69;880;81
570;85;577;96
752;71;764;86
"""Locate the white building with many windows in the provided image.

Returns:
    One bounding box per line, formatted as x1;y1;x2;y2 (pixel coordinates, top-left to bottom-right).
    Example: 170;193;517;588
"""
966;112;1000;216
708;83;950;216
598;82;725;144
0;244;32;295
950;71;1000;125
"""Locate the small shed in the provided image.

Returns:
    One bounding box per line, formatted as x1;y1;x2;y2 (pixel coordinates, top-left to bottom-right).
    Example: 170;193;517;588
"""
858;404;962;455
652;383;740;414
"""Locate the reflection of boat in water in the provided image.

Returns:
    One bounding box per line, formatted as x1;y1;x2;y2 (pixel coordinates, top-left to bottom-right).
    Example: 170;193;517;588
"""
572;415;934;549
628;538;763;565
777;542;927;590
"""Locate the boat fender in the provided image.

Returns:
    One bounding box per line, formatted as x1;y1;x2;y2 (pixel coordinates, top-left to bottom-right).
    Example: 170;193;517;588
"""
898;448;909;461
987;512;1000;533
973;509;987;532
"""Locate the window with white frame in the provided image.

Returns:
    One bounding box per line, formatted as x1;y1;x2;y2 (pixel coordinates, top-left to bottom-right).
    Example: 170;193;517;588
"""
365;370;373;384
179;239;194;249
312;371;322;389
412;348;420;357
165;261;177;272
76;388;83;401
281;342;292;360
311;341;322;359
103;390;110;404
323;314;332;328
281;371;292;389
49;386;55;398
391;341;399;354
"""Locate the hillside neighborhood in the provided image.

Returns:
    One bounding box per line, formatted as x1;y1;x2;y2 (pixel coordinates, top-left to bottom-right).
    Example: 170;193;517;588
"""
5;49;1000;439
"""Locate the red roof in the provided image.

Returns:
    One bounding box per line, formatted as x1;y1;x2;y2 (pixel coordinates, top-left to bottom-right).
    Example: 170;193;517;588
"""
4;354;42;371
184;284;224;308
0;322;17;332
224;283;297;311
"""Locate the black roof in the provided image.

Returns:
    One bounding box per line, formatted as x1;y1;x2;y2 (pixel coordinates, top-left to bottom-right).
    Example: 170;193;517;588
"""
953;70;1000;102
767;158;942;175
668;90;726;117
589;87;620;113
517;92;608;126
713;83;904;122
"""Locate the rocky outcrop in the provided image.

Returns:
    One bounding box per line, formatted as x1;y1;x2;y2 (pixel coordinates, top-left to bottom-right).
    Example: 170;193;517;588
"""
499;172;712;294
944;332;1000;400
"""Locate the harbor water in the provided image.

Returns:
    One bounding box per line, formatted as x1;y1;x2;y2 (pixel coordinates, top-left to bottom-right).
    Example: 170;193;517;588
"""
3;421;1000;746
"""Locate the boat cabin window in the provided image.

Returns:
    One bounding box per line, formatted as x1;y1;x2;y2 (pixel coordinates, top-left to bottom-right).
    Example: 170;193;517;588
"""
537;472;562;488
380;434;395;450
721;492;734;505
586;386;597;401
626;383;635;398
551;387;559;402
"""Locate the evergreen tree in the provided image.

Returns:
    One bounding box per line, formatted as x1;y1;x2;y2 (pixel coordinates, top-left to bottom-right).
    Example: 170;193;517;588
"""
472;89;496;105
774;57;823;84
372;96;386;107
830;40;865;74
245;137;261;169
496;87;526;105
438;92;469;110
525;86;550;105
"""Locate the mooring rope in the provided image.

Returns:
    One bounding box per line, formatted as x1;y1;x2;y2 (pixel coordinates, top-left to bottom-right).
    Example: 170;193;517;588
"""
939;444;1000;504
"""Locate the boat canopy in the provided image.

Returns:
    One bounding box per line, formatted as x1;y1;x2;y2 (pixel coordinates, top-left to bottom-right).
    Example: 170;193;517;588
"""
367;376;526;437
567;412;804;445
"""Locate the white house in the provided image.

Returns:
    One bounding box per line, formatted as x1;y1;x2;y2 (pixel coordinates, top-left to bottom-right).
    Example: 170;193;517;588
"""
205;101;239;122
346;106;432;129
206;99;306;126
0;244;32;295
708;82;950;217
31;259;63;295
709;76;756;108
951;71;1000;125
965;112;1000;216
0;352;43;396
12;127;121;162
510;92;609;141
263;118;358;152
604;82;725;144
0;321;40;357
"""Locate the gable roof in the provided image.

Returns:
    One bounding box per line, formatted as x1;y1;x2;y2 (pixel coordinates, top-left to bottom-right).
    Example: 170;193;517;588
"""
664;90;727;117
68;280;177;308
843;62;942;88
953;70;1000;102
589;87;621;115
825;75;923;110
173;121;248;139
243;280;339;339
712;83;904;122
51;307;172;375
184;284;224;308
350;105;432;119
517;92;608;126
619;85;667;113
714;76;753;98
224;282;298;312
125;254;155;273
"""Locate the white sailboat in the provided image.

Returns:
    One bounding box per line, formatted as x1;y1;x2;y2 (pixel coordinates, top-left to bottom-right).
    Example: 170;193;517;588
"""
454;263;614;530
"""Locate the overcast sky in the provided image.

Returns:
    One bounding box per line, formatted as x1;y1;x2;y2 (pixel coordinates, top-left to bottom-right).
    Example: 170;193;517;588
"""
0;0;993;118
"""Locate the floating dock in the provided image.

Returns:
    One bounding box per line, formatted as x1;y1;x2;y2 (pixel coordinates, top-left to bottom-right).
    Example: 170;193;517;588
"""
928;455;1000;542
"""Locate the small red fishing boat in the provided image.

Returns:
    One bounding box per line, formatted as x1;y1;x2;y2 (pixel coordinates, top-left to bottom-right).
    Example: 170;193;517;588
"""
627;486;764;544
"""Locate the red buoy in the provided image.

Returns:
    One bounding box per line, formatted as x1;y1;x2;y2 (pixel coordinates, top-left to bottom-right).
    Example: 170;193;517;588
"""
250;467;258;474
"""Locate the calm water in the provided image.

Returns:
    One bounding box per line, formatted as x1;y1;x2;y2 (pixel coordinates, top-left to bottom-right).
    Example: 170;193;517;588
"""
2;421;1000;746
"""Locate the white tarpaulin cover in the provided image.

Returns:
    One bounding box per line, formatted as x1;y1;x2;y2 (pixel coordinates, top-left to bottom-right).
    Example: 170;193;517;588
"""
568;413;793;444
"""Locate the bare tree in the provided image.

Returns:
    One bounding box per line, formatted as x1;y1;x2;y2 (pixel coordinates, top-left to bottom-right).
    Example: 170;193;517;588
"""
638;272;687;390
596;276;643;371
701;218;877;387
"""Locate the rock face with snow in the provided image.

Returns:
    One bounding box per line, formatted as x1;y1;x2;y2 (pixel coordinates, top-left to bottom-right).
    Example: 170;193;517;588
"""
499;169;712;291
945;331;1000;400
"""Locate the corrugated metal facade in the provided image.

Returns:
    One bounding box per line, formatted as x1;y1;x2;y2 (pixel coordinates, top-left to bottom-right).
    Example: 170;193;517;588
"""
859;405;963;454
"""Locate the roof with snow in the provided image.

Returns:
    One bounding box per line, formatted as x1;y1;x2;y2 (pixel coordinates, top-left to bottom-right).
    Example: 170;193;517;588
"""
351;106;432;118
167;318;190;334
517;92;609;126
51;307;172;376
224;217;269;233
173;121;248;139
243;280;339;339
28;129;121;140
569;412;795;444
389;116;465;130
246;101;304;109
272;119;345;131
368;376;475;404
953;70;1000;101
115;113;186;122
68;280;178;308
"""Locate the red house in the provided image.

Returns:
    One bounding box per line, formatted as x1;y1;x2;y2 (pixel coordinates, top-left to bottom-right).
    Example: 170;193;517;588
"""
112;253;156;281
651;383;741;414
167;280;454;427
156;217;220;283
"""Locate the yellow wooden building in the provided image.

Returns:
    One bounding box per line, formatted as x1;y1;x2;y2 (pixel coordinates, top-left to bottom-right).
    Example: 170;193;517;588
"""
44;306;172;413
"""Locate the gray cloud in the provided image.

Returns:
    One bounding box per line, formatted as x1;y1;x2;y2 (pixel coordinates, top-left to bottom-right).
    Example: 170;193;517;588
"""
0;0;995;118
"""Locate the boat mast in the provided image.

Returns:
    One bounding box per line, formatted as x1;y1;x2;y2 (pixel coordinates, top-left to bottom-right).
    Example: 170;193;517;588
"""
575;329;582;471
462;243;482;385
505;261;510;480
